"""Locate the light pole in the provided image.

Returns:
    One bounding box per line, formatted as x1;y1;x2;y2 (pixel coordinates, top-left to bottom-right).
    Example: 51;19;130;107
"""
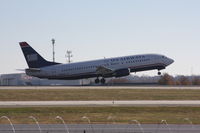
65;50;73;63
51;38;55;62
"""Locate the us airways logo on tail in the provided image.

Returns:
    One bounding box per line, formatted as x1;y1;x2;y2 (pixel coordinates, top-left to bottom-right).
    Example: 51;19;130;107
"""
19;42;60;68
27;54;38;62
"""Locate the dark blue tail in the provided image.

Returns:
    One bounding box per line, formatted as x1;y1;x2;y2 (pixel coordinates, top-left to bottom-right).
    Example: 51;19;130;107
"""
19;42;60;68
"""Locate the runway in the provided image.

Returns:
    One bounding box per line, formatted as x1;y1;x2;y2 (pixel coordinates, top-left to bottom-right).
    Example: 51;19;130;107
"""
1;86;200;90
0;124;199;133
1;100;200;107
0;86;199;107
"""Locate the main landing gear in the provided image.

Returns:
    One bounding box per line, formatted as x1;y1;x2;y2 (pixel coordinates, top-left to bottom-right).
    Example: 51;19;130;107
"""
95;78;100;84
101;78;106;84
95;78;106;84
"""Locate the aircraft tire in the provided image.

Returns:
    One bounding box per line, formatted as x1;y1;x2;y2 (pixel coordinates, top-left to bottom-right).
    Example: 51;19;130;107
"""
95;78;100;84
158;71;161;75
101;78;106;84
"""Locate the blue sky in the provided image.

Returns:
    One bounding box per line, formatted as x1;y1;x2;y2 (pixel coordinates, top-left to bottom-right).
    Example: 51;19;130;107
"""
0;0;200;75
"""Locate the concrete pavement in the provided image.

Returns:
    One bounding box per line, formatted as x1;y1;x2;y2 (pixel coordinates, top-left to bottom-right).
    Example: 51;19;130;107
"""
1;100;200;107
1;86;200;90
0;124;200;133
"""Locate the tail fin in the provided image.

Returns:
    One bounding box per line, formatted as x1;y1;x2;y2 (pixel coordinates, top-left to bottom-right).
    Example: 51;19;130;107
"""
19;42;60;68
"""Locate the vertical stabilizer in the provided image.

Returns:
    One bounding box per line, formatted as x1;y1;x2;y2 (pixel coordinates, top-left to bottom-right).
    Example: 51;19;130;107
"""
19;42;60;68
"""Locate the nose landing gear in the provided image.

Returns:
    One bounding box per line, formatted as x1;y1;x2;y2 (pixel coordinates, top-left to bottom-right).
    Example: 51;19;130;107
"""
158;71;161;75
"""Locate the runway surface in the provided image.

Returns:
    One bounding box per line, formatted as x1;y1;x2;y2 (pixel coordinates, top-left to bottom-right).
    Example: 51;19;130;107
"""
1;100;200;107
0;124;200;133
0;86;199;107
1;86;200;90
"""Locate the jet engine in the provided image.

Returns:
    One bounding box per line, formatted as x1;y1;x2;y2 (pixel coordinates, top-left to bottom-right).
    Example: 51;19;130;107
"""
114;68;130;77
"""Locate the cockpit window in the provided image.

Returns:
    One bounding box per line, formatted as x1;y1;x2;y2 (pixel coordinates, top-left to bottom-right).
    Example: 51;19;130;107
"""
162;56;168;59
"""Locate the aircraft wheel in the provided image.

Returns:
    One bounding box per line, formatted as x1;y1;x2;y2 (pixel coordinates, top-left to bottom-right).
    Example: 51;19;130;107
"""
101;78;106;84
158;71;161;75
95;78;100;84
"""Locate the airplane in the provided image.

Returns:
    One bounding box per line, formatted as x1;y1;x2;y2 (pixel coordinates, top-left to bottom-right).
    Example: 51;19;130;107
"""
19;42;174;84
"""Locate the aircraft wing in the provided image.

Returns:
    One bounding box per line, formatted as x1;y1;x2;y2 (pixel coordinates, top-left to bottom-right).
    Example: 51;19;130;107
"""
96;66;113;75
16;69;25;71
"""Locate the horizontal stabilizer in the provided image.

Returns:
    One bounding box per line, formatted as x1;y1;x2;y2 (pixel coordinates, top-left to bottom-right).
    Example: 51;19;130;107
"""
16;69;25;71
26;68;41;72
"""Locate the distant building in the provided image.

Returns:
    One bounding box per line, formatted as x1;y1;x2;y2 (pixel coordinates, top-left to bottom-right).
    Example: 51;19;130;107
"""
0;73;89;86
0;73;25;86
127;75;160;84
106;75;160;85
0;73;163;86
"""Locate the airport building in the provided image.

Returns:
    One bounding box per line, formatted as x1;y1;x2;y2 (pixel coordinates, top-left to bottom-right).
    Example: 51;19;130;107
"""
0;73;90;86
0;73;161;86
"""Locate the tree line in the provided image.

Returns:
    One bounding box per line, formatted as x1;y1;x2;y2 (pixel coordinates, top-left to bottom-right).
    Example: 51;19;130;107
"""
158;73;200;85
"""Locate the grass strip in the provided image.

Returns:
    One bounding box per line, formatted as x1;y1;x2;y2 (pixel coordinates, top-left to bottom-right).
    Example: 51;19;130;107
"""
0;89;199;101
0;106;200;124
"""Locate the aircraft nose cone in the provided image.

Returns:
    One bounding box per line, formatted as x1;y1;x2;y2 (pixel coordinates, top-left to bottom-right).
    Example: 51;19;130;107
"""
168;58;174;65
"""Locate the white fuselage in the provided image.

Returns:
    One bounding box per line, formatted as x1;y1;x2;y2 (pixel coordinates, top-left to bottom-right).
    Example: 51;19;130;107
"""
26;54;174;80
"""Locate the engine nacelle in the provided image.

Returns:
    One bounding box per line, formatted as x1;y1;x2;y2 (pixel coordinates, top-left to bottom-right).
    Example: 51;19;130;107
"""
114;68;130;77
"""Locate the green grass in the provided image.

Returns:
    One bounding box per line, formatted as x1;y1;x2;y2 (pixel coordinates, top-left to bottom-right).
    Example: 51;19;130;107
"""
0;107;200;124
0;89;199;124
0;89;199;101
